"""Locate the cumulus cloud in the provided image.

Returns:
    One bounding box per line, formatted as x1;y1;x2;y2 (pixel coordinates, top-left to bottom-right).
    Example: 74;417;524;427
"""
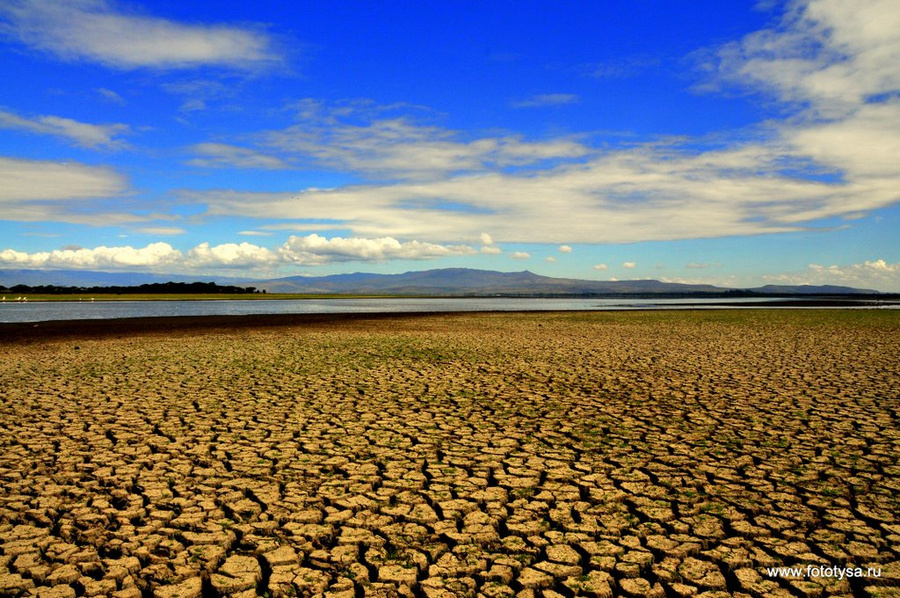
622;262;636;269
278;234;475;266
510;252;530;260
511;94;579;108
593;264;608;271
0;0;283;71
558;245;572;253
545;256;556;262
764;259;900;292
1;236;474;272
0;242;182;269
187;242;276;267
0;108;129;148
478;232;501;254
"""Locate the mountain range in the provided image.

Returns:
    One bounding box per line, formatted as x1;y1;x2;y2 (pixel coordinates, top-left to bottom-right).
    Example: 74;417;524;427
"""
0;268;881;296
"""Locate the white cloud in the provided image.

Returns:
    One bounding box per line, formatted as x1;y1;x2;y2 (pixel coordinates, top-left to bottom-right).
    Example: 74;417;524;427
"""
0;242;182;269
705;0;900;118
545;256;556;262
558;245;572;253
187;242;276;267
95;87;125;104
510;252;530;260
511;94;579;108
763;259;900;293
479;232;500;254
182;11;900;245
764;259;900;292
5;1;898;257
0;108;129;148
187;128;898;244
0;236;475;272
622;262;636;269
189;143;289;170
1;0;283;71
593;264;608;271
135;227;185;235
179;99;207;113
0;157;137;224
278;234;475;266
260;100;590;179
686;262;711;269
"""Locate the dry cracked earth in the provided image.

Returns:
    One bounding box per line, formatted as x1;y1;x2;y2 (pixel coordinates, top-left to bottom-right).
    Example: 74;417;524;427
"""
0;310;899;598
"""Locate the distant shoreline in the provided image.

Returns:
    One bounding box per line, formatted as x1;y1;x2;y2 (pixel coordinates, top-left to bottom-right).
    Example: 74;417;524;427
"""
3;292;898;303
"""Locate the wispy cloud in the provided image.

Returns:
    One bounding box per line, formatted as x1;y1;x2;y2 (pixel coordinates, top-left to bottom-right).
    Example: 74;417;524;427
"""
95;87;125;104
0;108;129;148
134;227;185;235
0;0;284;71
699;0;900;117
180;2;900;245
622;261;636;269
188;143;289;170
0;157;127;201
0;157;135;224
581;55;660;79
511;93;579;108
253;99;591;180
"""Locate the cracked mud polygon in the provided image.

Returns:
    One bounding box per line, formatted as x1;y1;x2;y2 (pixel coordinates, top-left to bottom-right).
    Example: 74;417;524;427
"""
1;310;898;598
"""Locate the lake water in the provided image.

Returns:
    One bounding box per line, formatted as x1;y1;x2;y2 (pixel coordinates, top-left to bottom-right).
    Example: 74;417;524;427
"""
1;296;887;324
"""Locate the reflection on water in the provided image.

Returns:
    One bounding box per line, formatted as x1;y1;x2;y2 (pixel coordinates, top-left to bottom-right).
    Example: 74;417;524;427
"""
0;296;833;324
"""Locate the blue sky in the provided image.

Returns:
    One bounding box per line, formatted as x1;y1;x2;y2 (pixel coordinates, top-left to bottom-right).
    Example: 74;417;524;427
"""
1;0;898;290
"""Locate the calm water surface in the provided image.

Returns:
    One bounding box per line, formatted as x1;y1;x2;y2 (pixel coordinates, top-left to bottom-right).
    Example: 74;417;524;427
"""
0;296;867;324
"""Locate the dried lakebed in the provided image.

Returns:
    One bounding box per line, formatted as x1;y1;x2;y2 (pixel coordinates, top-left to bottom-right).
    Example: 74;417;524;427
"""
0;310;898;598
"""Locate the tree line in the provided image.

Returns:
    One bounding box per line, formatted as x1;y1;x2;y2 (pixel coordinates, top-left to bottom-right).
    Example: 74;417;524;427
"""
0;282;264;294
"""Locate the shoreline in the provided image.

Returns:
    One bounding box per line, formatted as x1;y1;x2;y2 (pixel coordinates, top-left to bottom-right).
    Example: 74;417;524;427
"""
0;311;447;342
1;302;897;342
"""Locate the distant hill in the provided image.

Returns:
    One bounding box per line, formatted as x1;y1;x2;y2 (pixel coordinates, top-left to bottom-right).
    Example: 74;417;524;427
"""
255;268;724;295
252;268;882;296
0;267;882;296
747;284;878;295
